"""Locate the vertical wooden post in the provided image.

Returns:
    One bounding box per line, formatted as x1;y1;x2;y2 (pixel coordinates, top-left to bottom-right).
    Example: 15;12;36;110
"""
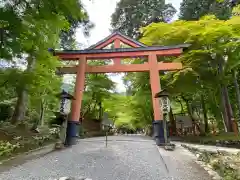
113;39;121;65
70;57;87;122
149;53;163;121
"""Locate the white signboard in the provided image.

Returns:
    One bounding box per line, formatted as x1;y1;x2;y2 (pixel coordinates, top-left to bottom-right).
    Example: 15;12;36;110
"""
175;115;192;128
63;99;71;114
159;98;171;113
102;112;113;127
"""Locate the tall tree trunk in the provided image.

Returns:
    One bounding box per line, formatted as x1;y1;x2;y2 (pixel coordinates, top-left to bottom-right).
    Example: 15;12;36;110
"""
40;100;45;126
220;87;231;131
92;98;98;118
181;96;195;134
169;107;176;135
233;69;240;123
31;99;44;131
98;101;103;120
39;90;46;127
11;56;36;124
223;86;234;132
177;98;184;114
186;101;196;135
201;94;209;133
212;90;225;131
11;88;28;124
218;61;232;132
182;97;203;135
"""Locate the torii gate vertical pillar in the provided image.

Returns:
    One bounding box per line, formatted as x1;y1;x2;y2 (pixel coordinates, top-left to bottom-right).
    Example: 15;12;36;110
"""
65;57;86;146
149;53;165;145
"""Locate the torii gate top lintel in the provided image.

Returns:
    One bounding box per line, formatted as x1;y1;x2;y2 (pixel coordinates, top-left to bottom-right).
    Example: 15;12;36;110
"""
54;31;190;62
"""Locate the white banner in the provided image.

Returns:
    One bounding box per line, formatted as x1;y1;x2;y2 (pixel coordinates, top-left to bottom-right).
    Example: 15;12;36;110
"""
63;99;71;114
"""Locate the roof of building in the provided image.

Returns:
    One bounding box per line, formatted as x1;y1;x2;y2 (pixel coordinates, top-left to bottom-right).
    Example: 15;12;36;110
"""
55;44;191;55
86;31;147;50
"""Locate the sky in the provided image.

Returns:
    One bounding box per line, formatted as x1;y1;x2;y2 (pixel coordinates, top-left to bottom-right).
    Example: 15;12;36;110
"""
72;0;182;92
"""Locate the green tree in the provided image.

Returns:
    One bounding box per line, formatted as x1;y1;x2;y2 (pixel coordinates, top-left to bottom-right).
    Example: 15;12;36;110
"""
140;14;240;132
29;61;62;129
179;0;232;20
111;0;176;38
0;0;91;124
60;6;94;50
80;61;116;121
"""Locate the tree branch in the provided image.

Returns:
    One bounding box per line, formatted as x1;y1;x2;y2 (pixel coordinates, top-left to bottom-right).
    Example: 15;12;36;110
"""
0;80;8;88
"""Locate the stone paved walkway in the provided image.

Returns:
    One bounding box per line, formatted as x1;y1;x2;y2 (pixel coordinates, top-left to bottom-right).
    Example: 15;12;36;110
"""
0;136;211;180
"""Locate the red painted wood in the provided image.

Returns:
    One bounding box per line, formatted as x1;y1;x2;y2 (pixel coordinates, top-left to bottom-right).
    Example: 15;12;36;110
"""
113;39;121;65
58;48;182;60
149;53;162;120
70;57;86;122
57;62;182;74
94;34;142;49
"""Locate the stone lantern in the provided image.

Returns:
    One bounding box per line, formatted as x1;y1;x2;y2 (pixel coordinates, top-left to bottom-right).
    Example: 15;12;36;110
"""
154;89;171;146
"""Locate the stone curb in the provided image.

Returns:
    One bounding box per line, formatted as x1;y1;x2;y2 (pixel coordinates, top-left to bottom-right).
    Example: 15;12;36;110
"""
180;142;240;155
181;143;223;180
0;143;56;172
181;144;229;156
0;144;54;163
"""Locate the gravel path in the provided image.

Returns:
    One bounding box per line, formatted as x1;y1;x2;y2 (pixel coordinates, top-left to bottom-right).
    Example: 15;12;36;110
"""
0;135;211;180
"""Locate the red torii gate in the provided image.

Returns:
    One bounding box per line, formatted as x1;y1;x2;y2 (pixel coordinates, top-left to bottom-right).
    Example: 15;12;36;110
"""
54;31;189;144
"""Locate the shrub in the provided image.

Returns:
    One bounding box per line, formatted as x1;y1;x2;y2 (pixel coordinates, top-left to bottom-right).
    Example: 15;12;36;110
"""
0;141;20;156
